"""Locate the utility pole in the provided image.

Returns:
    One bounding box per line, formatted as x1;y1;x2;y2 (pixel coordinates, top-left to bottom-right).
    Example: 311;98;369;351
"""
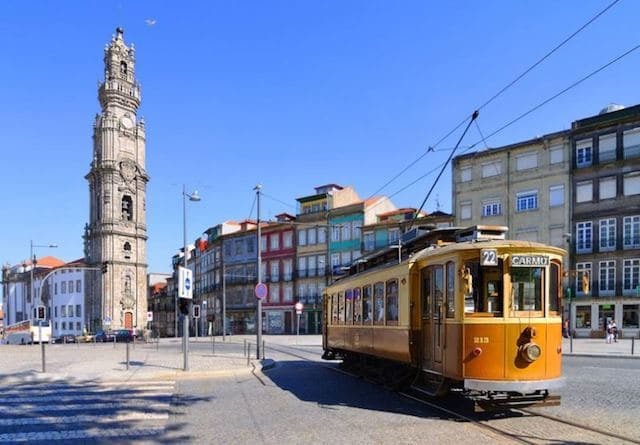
255;184;263;360
222;263;226;341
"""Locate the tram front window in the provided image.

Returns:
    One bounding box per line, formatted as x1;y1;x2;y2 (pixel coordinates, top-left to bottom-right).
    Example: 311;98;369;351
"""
511;267;543;313
463;261;503;316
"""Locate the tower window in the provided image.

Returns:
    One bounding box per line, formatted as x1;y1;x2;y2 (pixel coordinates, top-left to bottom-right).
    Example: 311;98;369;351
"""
124;242;132;259
122;195;133;221
120;61;128;76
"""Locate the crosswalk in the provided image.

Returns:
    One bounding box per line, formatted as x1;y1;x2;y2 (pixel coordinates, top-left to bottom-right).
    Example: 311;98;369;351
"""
0;379;175;443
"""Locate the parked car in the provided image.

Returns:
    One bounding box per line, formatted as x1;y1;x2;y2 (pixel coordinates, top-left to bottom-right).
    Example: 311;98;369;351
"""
114;329;134;343
94;330;115;342
52;334;77;344
79;333;95;343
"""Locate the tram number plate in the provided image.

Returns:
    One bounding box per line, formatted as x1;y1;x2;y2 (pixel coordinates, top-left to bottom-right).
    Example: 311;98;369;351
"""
480;249;498;266
473;337;489;344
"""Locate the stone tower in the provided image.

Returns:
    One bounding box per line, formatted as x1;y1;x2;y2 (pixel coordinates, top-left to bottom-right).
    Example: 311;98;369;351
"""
84;28;149;333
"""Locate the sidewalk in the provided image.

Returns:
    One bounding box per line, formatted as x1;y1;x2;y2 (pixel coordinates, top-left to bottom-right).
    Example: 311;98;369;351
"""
0;335;324;386
562;336;640;359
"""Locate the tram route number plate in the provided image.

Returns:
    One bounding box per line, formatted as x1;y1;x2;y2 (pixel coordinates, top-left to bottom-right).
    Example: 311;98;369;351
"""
480;249;498;266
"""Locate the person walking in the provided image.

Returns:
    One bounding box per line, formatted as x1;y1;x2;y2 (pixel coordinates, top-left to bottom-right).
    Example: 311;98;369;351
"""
606;320;614;344
612;320;618;342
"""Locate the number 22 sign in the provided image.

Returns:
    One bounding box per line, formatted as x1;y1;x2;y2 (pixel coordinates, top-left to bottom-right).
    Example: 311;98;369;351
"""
480;249;498;266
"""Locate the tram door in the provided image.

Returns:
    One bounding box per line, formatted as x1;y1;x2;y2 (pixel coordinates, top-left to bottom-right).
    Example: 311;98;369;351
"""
421;266;444;373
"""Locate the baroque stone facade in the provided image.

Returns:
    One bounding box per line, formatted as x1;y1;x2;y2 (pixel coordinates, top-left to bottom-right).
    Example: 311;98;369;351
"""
84;28;149;333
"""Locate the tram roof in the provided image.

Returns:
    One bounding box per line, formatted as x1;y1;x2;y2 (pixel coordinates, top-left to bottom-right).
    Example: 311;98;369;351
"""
410;238;566;262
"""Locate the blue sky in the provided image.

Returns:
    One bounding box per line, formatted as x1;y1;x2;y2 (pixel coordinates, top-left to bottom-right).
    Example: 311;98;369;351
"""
1;1;639;274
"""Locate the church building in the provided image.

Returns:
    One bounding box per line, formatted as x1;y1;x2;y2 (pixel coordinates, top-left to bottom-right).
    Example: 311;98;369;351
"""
84;28;149;333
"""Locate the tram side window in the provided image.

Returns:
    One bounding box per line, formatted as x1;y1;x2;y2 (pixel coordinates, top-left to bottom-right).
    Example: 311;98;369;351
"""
446;262;456;318
363;285;373;324
374;282;385;324
353;288;362;324
345;289;353;325
338;292;345;324
462;262;480;313
332;294;338;324
386;279;398;324
511;267;543;313
549;261;561;315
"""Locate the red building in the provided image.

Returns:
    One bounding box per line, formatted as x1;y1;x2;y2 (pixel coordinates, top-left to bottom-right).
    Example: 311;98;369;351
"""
260;213;297;333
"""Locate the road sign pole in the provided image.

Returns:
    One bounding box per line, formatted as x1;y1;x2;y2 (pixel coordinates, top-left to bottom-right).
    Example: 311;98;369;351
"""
183;313;189;371
256;185;262;360
39;321;45;373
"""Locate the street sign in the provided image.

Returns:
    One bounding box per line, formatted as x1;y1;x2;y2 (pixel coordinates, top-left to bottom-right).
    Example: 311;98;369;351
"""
255;282;268;300
295;302;303;315
178;266;193;299
104;316;111;326
147;311;153;322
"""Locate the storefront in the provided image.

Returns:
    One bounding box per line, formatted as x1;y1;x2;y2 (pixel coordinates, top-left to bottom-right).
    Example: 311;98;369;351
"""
572;301;640;338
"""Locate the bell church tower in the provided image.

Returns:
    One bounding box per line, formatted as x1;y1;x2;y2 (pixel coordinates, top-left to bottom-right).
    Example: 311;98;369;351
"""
85;28;149;333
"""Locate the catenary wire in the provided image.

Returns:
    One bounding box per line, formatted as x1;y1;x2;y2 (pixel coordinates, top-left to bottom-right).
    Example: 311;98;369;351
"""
365;0;621;201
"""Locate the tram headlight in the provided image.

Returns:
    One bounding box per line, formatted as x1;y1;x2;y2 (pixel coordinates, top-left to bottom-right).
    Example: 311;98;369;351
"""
520;342;542;363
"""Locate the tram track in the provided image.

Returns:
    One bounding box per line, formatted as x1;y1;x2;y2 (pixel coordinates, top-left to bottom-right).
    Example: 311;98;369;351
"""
263;342;640;444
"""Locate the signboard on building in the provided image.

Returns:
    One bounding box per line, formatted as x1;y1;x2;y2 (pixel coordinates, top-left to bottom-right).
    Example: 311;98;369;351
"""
147;311;153;322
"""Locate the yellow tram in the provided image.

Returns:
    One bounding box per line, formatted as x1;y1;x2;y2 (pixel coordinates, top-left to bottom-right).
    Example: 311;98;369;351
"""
322;225;565;409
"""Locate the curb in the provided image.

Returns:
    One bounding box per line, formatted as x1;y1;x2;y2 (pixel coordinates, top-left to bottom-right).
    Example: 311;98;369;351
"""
563;352;640;360
260;359;277;371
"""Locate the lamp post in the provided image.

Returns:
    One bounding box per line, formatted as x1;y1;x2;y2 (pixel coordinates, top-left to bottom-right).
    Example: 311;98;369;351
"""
202;300;207;337
181;185;200;371
30;241;58;322
255;184;262;360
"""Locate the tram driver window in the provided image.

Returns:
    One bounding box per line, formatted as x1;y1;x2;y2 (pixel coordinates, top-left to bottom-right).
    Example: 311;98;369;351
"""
511;267;543;313
363;285;373;324
463;261;503;316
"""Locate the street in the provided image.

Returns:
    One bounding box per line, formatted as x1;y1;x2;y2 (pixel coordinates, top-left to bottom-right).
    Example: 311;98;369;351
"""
0;337;639;443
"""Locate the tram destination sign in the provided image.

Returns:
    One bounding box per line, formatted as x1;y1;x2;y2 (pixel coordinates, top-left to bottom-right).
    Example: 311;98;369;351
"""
511;255;549;267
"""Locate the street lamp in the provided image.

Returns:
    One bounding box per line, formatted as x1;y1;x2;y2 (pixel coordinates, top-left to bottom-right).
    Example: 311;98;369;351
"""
181;185;200;372
176;186;201;338
202;300;207;337
30;241;58;320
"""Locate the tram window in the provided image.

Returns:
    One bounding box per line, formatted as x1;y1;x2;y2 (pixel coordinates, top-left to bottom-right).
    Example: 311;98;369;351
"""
422;268;431;318
446;262;456;318
386;279;399;324
353;288;362;324
374;282;385;324
463;261;504;316
338;292;345;324
511;267;543;313
549;261;561;315
331;294;338;324
433;266;444;320
345;289;353;325
363;285;373;324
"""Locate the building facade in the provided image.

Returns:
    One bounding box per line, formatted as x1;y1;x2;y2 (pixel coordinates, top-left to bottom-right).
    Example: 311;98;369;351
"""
261;214;296;334
569;104;640;337
84;28;149;334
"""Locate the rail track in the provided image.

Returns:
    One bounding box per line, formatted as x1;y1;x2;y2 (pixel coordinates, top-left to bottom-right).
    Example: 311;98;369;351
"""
263;342;640;445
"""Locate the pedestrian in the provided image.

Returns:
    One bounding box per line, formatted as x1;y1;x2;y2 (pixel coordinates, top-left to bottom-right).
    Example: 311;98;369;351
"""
612;320;618;342
606;320;614;344
563;319;569;338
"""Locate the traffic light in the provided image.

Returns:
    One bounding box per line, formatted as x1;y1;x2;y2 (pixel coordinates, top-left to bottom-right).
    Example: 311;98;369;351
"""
178;298;190;315
193;305;200;318
37;306;45;320
102;262;108;274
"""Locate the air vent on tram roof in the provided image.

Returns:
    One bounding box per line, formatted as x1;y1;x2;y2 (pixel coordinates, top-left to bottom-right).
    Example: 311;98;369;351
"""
455;225;508;242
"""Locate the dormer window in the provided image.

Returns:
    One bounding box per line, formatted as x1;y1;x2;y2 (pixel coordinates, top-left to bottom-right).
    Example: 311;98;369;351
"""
122;195;133;221
120;61;128;76
124;242;132;259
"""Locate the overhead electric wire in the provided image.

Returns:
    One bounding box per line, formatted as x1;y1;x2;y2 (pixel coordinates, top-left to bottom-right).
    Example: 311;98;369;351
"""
262;192;297;210
463;41;640;154
247;194;257;221
365;0;621;201
408;110;478;231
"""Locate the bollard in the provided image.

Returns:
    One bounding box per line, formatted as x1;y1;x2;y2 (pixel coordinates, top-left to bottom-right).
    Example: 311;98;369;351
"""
262;340;265;360
632;337;635;356
570;332;573;353
244;339;247;357
247;343;251;366
126;341;130;370
212;334;215;355
114;336;116;349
